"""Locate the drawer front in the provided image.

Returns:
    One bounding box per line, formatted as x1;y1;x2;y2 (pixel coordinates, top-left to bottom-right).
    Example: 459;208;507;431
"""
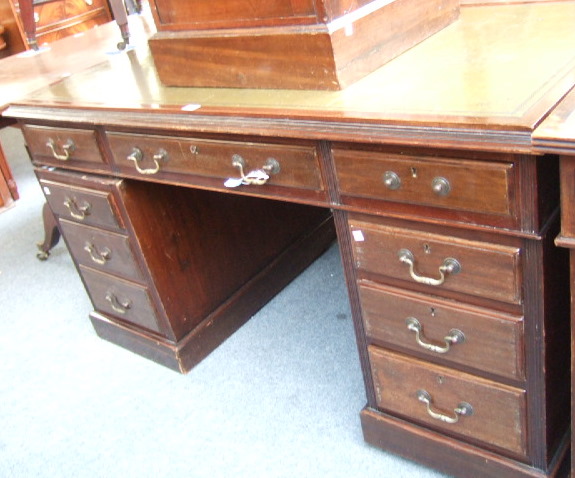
64;0;110;17
22;124;108;170
39;179;124;231
33;0;66;29
350;219;522;304
333;148;514;216
59;220;143;282
369;347;527;457
34;0;109;28
359;282;524;380
107;132;324;192
80;266;162;333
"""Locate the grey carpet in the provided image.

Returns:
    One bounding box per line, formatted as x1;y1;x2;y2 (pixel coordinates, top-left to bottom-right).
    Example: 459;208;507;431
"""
0;125;448;477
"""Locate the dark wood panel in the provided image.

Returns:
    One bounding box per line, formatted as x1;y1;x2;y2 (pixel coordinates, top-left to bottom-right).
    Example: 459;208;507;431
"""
118;179;334;341
361;408;569;478
106;131;325;193
36;169;125;231
349;218;523;305
369;347;528;457
59;219;144;282
359;281;525;381
334;147;515;216
23;123;110;171
89;213;336;373
80;265;162;333
148;0;459;90
151;0;317;29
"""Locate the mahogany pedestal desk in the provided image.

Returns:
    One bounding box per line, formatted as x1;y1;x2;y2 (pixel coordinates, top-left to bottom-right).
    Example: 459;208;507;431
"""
5;3;575;477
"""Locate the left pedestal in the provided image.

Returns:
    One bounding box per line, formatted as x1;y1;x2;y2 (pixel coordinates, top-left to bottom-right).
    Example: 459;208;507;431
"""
36;167;334;372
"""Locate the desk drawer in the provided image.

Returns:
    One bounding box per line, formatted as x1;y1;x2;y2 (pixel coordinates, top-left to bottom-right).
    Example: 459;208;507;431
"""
369;346;527;458
333;148;514;217
60;220;143;282
39;178;124;230
359;282;524;380
106;132;324;192
23;124;108;170
80;266;162;333
350;219;522;304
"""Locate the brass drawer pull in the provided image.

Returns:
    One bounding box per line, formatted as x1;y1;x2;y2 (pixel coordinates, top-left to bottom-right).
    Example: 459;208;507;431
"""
383;171;401;190
416;389;473;424
398;249;461;286
405;317;465;354
432;176;451;196
105;291;131;314
84;242;112;265
46;138;75;161
225;154;280;187
63;197;91;220
126;147;168;175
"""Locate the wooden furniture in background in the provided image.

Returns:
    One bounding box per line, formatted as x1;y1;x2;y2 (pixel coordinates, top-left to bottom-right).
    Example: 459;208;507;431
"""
533;87;575;478
0;24;6;50
0;0;27;57
147;0;460;90
13;0;112;49
4;2;575;477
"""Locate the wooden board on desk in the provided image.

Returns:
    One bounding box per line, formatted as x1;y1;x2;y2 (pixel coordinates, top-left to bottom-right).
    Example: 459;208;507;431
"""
147;0;460;90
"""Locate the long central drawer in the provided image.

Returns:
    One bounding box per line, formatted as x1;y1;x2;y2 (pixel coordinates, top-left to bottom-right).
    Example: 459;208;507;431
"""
106;131;326;197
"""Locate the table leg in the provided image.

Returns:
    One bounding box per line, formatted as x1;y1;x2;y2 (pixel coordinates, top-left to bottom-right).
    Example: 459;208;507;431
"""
108;0;130;50
36;202;60;260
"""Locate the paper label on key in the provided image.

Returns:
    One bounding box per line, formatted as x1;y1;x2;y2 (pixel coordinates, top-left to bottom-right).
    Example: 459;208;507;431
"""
352;230;365;242
224;177;243;188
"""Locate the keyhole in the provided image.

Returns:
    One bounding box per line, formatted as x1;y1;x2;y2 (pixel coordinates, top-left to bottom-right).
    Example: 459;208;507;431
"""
423;243;431;254
437;375;444;385
190;145;199;155
430;307;436;317
410;167;418;178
